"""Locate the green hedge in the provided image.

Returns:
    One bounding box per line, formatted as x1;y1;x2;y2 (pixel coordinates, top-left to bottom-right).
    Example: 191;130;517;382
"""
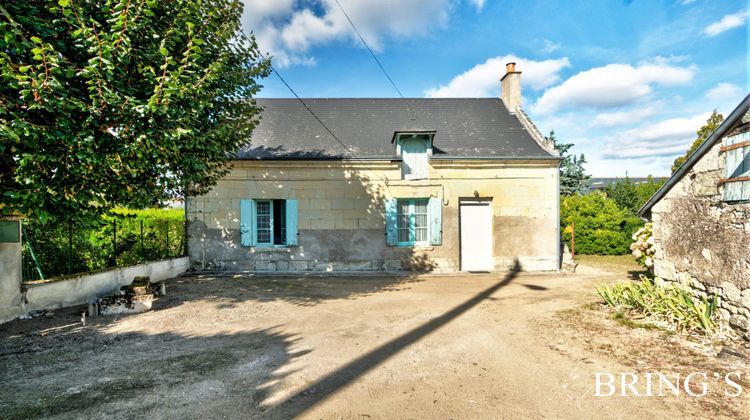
22;208;185;281
561;192;643;255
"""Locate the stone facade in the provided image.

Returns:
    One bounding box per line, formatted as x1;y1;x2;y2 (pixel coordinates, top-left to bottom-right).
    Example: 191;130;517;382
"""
651;113;750;338
187;159;560;273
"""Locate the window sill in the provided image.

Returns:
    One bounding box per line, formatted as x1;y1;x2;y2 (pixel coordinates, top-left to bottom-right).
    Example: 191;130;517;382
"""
394;245;435;250
251;246;294;253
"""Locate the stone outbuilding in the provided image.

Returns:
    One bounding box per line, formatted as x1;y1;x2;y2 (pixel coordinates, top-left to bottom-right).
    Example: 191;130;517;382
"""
186;64;562;273
639;93;750;337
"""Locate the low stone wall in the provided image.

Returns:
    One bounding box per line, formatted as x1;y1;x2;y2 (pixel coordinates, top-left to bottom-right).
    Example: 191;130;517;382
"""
659;276;750;337
1;257;189;323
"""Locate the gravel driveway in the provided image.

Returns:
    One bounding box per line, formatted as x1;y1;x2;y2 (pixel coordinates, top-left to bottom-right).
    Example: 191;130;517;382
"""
0;259;745;418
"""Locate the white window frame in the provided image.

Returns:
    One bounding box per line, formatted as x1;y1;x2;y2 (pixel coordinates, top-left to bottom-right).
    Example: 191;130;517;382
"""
396;199;430;246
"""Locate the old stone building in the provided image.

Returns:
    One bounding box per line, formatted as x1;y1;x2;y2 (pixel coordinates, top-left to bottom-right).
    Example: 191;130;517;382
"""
639;93;750;337
186;64;562;273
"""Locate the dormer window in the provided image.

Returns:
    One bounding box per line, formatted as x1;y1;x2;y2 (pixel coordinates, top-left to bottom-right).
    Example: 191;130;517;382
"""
395;133;433;180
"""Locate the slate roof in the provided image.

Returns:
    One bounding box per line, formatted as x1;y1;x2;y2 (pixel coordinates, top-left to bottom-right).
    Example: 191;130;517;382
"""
236;98;557;160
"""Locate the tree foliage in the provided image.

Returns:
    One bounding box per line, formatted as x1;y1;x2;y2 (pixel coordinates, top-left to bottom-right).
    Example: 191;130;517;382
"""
671;110;724;173
0;0;270;221
561;192;643;255
603;176;666;215
547;130;591;195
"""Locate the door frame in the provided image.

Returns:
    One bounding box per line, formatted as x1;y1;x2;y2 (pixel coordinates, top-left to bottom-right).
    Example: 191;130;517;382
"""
458;197;493;272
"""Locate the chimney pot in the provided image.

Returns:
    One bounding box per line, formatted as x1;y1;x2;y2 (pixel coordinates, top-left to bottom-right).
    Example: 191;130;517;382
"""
505;62;516;73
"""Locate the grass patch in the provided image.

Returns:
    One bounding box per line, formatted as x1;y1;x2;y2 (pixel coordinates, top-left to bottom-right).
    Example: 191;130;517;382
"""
612;311;662;331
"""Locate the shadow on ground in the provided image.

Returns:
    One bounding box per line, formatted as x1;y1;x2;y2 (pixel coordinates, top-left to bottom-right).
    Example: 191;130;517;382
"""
0;261;524;419
266;260;520;418
0;313;305;419
160;272;427;309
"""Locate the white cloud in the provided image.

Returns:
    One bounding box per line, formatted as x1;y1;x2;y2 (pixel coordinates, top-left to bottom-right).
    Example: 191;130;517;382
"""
705;82;743;101
243;0;453;67
679;0;696;4
424;55;571;97
468;0;485;11
600;112;710;159
592;104;662;128
704;11;747;36
531;58;695;114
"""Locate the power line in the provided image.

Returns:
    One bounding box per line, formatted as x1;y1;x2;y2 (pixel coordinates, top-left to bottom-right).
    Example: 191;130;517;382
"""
270;65;390;185
333;0;404;98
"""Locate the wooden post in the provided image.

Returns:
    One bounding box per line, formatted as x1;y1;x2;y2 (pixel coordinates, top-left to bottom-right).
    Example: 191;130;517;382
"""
140;219;144;262
112;219;117;267
570;221;575;258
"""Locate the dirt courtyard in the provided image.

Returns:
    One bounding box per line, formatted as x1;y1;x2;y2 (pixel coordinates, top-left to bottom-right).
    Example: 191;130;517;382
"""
1;257;748;419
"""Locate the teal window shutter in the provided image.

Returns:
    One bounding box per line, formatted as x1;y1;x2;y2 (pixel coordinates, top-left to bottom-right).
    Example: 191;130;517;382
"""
385;199;398;246
400;136;430;180
428;197;442;245
240;199;254;246
286;199;298;246
723;132;750;201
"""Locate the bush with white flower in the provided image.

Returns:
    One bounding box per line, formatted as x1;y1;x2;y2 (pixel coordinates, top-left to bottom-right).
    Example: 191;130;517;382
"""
630;222;655;270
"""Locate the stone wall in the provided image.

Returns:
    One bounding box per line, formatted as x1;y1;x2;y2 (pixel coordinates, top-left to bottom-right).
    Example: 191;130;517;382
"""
187;159;560;273
651;122;750;338
1;257;189;324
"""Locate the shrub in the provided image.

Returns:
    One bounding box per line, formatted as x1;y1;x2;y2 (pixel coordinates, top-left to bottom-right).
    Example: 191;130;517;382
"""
603;176;666;215
22;207;185;280
595;276;719;334
630;222;655;270
561;192;644;255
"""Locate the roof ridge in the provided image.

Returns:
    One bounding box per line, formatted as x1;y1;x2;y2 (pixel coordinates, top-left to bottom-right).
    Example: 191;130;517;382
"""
514;106;558;156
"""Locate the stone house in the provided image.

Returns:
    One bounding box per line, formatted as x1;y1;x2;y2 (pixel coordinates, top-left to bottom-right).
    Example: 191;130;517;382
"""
639;93;750;337
187;63;561;273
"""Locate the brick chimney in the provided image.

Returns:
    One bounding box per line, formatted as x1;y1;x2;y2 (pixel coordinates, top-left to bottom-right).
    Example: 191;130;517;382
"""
501;62;521;113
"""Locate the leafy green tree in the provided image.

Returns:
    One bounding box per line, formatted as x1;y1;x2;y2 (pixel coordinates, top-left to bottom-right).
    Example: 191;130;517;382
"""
0;0;270;221
561;192;642;255
603;175;666;215
671;110;724;173
547;130;591;195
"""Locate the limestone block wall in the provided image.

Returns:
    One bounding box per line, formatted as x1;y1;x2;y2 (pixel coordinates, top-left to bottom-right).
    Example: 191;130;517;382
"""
651;139;750;336
187;159;560;273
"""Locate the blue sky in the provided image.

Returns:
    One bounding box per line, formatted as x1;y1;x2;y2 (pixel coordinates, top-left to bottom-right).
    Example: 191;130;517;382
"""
243;0;748;176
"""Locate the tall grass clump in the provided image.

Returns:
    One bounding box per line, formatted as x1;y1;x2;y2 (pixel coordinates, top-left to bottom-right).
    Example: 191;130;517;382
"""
595;276;719;334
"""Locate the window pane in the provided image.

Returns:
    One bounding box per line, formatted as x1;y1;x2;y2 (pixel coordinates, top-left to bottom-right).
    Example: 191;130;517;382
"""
415;227;428;243
397;202;409;228
414;200;428;243
256;201;271;243
257;229;270;243
397;200;411;242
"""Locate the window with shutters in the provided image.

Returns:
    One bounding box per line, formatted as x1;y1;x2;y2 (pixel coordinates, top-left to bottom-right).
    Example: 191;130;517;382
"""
386;197;442;247
240;199;298;247
721;132;750;202
397;199;429;245
395;133;433;180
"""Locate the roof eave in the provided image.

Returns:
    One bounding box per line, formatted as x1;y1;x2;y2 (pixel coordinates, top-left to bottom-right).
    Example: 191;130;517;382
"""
637;93;750;218
233;155;563;161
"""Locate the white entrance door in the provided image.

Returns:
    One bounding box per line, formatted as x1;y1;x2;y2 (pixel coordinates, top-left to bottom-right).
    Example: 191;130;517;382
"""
460;200;493;271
